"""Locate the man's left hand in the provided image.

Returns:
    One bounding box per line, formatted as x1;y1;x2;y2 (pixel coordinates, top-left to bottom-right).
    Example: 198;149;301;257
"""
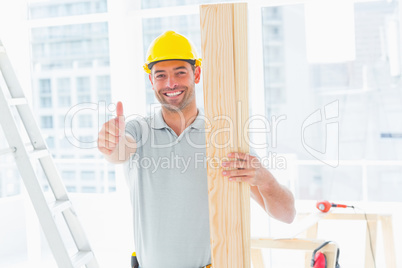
221;152;268;187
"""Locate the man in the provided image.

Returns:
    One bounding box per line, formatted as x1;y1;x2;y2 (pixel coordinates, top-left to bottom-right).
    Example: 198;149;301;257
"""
97;31;295;268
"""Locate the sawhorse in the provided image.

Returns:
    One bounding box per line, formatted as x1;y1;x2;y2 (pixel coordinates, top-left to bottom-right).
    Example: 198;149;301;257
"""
301;212;396;268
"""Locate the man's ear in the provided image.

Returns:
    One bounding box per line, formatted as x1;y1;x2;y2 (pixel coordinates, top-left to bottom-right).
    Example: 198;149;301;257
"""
194;66;201;84
149;73;154;89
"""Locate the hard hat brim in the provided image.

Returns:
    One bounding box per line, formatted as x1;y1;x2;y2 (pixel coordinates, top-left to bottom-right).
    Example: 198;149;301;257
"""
148;59;196;70
144;58;201;73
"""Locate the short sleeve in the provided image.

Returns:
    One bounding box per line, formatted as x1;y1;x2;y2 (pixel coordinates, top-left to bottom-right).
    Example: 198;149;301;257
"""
125;117;152;156
125;119;140;141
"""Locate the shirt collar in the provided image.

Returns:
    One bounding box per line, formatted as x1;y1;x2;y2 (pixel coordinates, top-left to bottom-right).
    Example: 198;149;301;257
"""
151;109;168;129
190;109;205;130
151;108;205;130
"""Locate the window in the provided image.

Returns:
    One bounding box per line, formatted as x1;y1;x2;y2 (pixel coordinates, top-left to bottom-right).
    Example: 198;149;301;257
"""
76;77;91;102
76;77;90;91
79;135;95;148
57;78;71;107
78;114;93;128
267;25;282;41
70;41;83;55
31;22;110;72
108;186;116;192
45;136;55;148
60;137;72;149
92;38;109;55
29;13;113;199
266;47;283;62
108;171;115;182
260;2;402;202
66;186;77;192
40;97;52;107
29;0;108;19
49;42;63;57
40;116;53;128
97;75;111;103
38;79;52;107
96;1;107;13
141;0;234;9
81;171;95;181
62;171;76;181
72;2;91;15
82;186;96;193
59;115;66;129
32;44;44;58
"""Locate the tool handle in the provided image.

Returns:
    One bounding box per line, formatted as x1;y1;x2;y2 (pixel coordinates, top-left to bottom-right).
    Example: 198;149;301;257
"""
131;252;139;268
332;203;347;208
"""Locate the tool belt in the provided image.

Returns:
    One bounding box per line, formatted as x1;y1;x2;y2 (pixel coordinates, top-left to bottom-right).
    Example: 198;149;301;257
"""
131;253;139;268
132;252;211;268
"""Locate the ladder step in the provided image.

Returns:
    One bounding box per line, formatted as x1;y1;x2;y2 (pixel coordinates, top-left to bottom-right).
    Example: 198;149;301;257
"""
49;200;72;215
71;250;94;268
0;147;16;156
8;97;27;106
30;148;49;159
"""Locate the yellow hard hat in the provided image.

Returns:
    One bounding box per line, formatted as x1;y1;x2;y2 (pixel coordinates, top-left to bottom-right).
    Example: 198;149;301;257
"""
143;30;202;73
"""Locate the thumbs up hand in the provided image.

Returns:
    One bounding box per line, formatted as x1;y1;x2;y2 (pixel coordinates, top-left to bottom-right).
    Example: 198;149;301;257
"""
116;101;125;136
98;101;125;155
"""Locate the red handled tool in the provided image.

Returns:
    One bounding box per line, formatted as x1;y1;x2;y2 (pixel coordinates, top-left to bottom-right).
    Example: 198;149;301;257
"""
316;200;353;213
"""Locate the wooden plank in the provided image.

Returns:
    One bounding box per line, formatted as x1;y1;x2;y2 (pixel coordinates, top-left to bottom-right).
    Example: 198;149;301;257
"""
250;249;264;268
304;221;319;267
380;215;396;268
251;238;328;250
200;3;250;268
324;249;337;268
364;220;378;268
299;212;381;221
233;4;251;268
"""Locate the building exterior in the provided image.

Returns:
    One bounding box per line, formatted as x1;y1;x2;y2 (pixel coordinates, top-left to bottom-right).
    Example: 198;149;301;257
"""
28;0;115;194
1;0;401;202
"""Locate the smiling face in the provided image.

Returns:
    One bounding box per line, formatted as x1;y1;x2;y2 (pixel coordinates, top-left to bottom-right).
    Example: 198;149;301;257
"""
149;60;201;113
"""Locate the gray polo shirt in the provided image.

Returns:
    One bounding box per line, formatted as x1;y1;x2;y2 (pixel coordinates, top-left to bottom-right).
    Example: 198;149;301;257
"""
123;109;211;268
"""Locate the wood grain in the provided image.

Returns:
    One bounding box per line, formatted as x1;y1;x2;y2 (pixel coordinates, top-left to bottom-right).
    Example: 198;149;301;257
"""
251;248;264;268
380;216;397;268
200;3;250;267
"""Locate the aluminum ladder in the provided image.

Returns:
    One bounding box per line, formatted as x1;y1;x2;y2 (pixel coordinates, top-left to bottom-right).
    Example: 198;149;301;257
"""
0;40;99;268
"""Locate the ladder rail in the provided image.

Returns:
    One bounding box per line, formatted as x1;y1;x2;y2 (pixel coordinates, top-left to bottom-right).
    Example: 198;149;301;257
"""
0;49;48;151
0;83;75;268
0;44;70;201
0;40;99;268
40;155;99;252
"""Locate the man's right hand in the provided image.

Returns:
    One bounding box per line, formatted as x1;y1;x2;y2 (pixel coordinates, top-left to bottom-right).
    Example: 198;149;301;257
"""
98;101;126;155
